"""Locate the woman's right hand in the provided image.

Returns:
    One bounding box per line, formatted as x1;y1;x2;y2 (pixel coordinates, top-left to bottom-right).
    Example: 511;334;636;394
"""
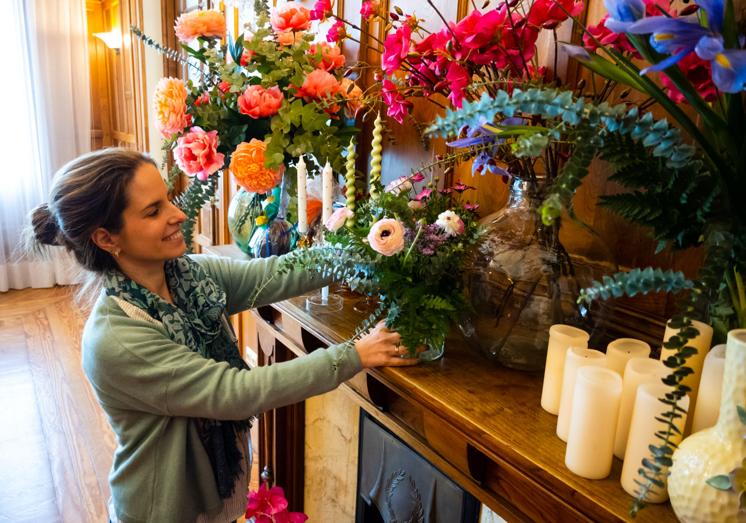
354;321;420;368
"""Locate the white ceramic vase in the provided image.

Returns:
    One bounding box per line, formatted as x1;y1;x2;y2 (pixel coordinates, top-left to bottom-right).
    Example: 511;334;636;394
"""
667;329;746;523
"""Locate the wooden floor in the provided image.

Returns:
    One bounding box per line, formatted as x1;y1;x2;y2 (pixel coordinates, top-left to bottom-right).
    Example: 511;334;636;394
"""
0;286;115;523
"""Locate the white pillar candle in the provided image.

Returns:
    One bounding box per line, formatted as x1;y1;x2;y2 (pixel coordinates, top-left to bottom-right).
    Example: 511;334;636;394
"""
296;156;308;234
606;338;651;377
321;160;334;224
556;347;606;442
620;383;689;502
660;319;713;434
613;357;668;459
691;343;726;433
565;366;623;479
541;324;590;415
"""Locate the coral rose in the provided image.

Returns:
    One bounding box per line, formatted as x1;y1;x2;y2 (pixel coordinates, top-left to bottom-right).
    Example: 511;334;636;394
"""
270;2;311;32
174;9;226;42
296;69;341;113
238;85;284;119
174;127;225;181
276;30;301;46
325;207;354;232
340;78;364;118
154;77;190;139
308;42;346;71
367;218;406;256
230;139;284;194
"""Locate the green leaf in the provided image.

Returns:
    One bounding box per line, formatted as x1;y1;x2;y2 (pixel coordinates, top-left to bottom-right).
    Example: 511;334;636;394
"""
705;475;732;491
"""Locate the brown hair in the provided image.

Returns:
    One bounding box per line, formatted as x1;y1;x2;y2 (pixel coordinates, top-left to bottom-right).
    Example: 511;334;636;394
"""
27;147;156;273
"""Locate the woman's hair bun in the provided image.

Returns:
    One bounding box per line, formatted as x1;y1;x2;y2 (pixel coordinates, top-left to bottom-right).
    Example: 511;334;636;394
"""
31;203;61;246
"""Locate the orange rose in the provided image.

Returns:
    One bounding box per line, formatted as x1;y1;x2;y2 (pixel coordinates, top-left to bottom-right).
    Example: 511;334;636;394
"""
270;2;311;32
174;9;226;42
154;77;190;139
340;78;364;118
295;70;341;114
230;139;284;194
308;42;346;71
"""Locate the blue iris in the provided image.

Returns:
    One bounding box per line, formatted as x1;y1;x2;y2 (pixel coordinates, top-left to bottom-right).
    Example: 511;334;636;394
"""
447;124;514;178
608;0;746;93
604;0;646;32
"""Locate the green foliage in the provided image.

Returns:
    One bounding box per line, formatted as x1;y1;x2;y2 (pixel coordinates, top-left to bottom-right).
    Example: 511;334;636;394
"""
173;176;219;252
578;268;693;303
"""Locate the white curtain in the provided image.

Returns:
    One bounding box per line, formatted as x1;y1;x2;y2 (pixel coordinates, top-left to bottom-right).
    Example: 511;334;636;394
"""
0;0;90;291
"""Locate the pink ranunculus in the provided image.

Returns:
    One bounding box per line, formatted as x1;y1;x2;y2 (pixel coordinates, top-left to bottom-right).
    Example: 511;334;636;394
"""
310;0;333;21
367;218;406;256
435;210;465;237
237;85;284;119
325;207;354;232
271;2;311;32
308;42;346;71
446;62;470;108
326;20;346;43
381;24;412;75
381;79;412;124
173;127;225;181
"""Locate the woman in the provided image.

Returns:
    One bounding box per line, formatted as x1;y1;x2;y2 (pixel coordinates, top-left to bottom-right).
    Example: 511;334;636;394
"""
29;148;417;523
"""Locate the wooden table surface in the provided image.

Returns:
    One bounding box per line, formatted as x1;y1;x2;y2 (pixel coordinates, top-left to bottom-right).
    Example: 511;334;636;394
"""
272;289;678;523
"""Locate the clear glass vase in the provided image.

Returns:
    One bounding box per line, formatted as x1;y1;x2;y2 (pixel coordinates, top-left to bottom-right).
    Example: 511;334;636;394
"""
227;188;262;255
460;178;614;371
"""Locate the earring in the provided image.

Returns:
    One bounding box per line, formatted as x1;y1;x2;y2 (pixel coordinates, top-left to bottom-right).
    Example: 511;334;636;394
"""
112;248;121;258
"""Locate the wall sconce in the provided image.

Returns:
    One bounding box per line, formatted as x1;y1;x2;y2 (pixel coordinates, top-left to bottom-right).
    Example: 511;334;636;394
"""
93;30;122;52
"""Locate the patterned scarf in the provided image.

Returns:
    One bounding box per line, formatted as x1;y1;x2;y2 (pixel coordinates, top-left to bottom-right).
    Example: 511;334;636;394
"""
104;256;250;499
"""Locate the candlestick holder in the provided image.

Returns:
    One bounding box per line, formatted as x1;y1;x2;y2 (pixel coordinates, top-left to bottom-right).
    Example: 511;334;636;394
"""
304;229;343;313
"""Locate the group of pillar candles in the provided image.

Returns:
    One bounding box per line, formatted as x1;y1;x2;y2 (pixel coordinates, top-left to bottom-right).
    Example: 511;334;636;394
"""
540;321;725;502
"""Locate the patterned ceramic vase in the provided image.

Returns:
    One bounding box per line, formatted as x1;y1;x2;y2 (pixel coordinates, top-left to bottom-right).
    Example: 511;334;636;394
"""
667;329;746;522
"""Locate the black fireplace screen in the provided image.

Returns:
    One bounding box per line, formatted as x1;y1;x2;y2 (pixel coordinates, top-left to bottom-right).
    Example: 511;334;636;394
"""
356;411;480;523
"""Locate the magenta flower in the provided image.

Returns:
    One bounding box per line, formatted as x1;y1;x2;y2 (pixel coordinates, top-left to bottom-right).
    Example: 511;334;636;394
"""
326;20;346;43
360;0;380;20
452;8;506;49
245;483;308;523
310;0;332;21
382;24;412;75
414;187;433;201
446;62;470;107
382;79;412;124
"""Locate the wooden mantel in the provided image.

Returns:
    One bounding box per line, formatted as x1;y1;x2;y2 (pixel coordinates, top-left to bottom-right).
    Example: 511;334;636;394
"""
254;291;679;523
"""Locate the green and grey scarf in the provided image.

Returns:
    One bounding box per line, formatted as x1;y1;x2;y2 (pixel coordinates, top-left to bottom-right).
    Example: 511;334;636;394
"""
104;256;250;499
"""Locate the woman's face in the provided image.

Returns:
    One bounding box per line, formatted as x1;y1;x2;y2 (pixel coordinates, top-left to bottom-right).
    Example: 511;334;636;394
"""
113;162;187;265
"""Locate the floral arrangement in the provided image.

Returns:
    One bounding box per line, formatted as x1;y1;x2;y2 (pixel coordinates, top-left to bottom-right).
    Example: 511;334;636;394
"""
253;124;482;356
426;0;746;513
134;0;365;249
245;481;307;523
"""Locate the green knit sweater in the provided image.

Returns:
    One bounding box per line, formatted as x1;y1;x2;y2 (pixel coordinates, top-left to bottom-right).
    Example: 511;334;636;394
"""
81;254;362;523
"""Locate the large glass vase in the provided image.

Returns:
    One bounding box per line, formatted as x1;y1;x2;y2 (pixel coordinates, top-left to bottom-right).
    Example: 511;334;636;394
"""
227;188;261;255
461;178;614;371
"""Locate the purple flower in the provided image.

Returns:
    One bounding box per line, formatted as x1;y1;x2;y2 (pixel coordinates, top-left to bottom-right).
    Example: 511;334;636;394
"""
412;224;448;256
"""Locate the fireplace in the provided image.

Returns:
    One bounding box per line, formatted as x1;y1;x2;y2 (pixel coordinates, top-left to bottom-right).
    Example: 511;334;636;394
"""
356;411;480;523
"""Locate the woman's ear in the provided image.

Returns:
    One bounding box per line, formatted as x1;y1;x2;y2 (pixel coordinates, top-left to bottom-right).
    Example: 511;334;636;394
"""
91;227;119;255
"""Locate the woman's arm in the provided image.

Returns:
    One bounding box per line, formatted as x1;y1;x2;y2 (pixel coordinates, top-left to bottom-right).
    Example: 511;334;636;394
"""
191;254;333;314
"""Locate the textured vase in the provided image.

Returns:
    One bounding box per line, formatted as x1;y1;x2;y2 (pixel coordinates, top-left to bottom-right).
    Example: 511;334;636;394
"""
667;329;746;522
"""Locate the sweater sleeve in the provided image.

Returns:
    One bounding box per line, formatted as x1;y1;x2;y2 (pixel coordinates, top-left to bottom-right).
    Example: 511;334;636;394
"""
82;306;362;420
191;254;334;315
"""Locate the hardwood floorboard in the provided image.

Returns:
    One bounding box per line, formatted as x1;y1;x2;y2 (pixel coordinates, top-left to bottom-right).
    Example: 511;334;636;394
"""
0;287;113;523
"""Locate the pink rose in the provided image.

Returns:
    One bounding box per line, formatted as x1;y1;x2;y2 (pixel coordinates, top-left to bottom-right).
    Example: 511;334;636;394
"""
238;85;283;119
367;218;406;256
381;24;412;75
271;2;311;32
173;126;225;181
435;210;464;237
325;207;354;232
